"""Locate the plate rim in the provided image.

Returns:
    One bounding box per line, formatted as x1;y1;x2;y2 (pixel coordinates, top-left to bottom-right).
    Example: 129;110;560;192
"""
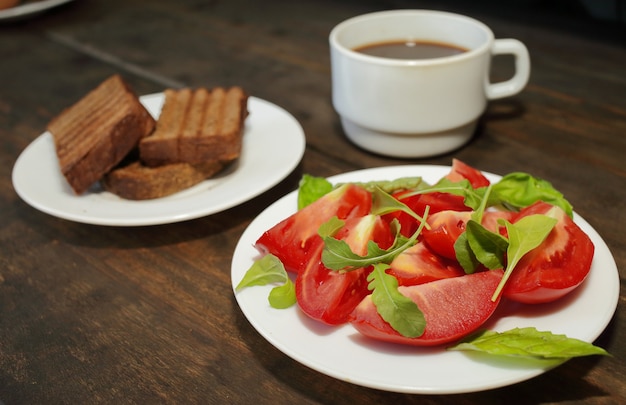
0;0;75;21
12;93;306;226
231;164;620;394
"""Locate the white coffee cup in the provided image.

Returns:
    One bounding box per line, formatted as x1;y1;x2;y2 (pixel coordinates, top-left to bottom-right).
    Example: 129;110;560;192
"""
329;10;530;158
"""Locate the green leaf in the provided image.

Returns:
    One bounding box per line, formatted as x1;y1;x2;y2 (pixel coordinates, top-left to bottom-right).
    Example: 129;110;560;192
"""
235;254;296;309
317;216;344;238
268;279;297;309
297;174;333;209
338;177;426;194
465;220;508;270
320;210;427;271
454;231;480;274
491;214;558;301
490;172;573;218
415;178;486;211
449;327;610;359
370;187;425;223
368;264;425;338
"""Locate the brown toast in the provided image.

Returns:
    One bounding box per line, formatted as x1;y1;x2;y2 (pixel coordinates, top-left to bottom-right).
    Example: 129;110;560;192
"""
139;87;248;167
48;75;156;194
102;157;224;200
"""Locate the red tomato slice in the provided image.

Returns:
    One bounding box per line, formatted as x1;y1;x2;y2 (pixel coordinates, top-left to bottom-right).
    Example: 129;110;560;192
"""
255;184;371;274
421;210;473;260
384;191;471;238
445;158;491;188
296;215;394;325
421;209;515;260
350;269;504;346
503;202;595;304
388;242;464;286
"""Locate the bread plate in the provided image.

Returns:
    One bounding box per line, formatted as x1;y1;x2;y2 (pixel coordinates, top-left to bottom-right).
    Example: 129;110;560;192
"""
12;93;306;226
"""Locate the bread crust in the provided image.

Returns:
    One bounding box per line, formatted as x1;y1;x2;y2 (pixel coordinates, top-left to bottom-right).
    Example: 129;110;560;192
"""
48;75;156;194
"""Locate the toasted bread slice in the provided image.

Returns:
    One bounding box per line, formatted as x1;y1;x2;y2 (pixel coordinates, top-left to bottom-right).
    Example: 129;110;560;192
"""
48;75;156;194
102;157;224;200
139;87;248;167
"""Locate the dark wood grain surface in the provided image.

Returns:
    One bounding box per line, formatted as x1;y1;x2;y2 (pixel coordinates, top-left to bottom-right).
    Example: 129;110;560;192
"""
1;0;624;403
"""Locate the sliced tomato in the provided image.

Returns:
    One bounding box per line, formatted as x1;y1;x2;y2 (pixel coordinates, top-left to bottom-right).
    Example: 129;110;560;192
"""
384;191;471;238
481;209;517;236
350;269;504;346
388;242;464;286
255;184;371;274
421;210;473;260
445;158;491;188
296;215;394;325
503;202;594;304
421;209;516;260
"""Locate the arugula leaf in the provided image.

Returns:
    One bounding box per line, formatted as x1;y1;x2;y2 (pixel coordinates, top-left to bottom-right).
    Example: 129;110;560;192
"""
320;208;428;272
399;178;485;211
465;220;508;271
236;254;296;309
368;263;425;338
370;187;426;224
338;176;426;194
491;214;558;301
297;174;333;209
449;327;610;359
454;232;480;274
321;226;414;271
317;216;344;238
490;172;573;218
268;279;297;309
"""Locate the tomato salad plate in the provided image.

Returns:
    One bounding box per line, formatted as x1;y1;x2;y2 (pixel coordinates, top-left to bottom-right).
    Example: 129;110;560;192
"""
12;93;305;226
231;164;619;394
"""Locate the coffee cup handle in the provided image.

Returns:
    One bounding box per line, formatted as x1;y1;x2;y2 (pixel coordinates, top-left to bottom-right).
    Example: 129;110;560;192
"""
486;39;531;100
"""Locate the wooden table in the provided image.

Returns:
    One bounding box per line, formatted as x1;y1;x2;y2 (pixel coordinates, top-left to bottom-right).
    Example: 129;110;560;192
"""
1;0;624;403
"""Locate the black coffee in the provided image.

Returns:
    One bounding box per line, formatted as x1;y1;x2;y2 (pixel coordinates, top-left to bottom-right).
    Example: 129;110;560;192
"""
354;40;467;60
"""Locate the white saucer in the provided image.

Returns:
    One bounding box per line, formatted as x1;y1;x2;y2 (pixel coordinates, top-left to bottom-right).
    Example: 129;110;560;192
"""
12;93;306;226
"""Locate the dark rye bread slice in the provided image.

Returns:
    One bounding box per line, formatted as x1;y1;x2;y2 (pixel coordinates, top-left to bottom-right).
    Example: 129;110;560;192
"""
139;86;248;167
48;75;156;194
102;158;224;200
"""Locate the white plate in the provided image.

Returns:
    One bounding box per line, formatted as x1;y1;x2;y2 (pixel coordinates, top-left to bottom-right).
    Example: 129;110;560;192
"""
12;93;306;226
231;165;620;394
0;0;75;22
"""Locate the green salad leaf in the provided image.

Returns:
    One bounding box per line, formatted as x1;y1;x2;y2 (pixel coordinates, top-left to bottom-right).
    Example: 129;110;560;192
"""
491;214;558;301
320;219;417;272
370;187;426;223
489;172;573;217
449;327;610;359
320;206;428;272
338;176;426;194
398;178;486;211
465;220;509;271
368;263;425;338
236;254;296;309
297;174;333;209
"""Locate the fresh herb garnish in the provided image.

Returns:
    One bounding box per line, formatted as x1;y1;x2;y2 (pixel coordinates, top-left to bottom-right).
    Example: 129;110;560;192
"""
449;327;610;359
491;213;557;301
320;196;429;272
236;254;296;309
298;174;333;209
489;172;573;217
367;263;425;338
